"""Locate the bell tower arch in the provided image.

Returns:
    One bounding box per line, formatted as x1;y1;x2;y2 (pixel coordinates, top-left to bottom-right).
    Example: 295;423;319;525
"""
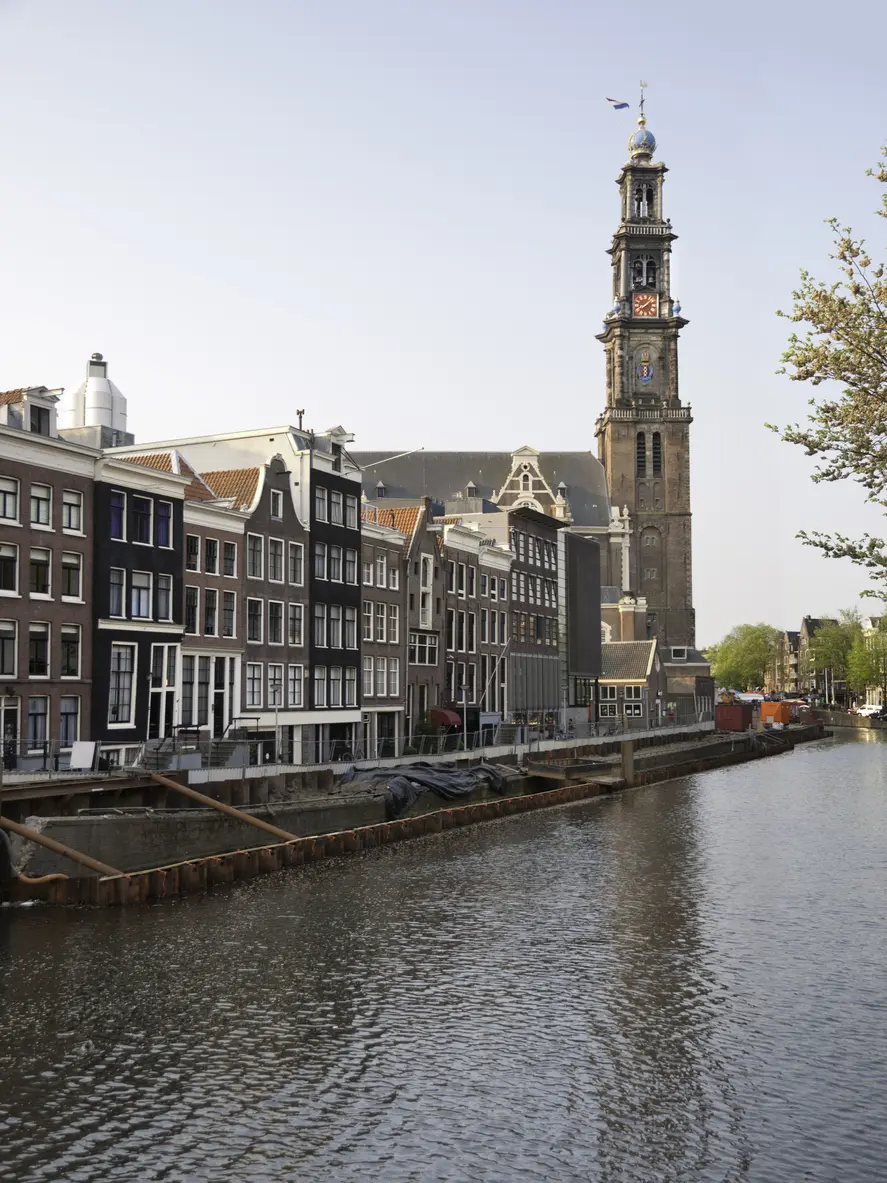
594;104;695;646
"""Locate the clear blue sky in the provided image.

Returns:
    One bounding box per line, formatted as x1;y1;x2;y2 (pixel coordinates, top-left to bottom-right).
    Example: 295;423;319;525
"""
1;0;885;643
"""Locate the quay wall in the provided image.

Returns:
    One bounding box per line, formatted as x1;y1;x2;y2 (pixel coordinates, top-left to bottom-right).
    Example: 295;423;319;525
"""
812;710;886;730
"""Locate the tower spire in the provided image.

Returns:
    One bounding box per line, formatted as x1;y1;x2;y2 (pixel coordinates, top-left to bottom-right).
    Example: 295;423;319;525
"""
639;79;647;118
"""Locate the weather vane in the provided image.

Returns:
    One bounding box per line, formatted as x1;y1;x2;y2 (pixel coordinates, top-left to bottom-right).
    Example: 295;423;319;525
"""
639;80;648;117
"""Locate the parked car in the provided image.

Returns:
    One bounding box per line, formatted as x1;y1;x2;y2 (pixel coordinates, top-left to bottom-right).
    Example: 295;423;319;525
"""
855;704;882;717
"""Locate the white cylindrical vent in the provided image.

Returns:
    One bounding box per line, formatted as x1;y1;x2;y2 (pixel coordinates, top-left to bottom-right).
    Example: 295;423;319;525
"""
84;378;114;429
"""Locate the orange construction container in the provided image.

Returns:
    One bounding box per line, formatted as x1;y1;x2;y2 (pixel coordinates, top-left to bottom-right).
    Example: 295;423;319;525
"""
760;701;791;725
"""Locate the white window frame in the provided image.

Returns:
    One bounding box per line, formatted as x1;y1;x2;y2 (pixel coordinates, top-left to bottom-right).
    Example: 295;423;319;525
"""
0;476;19;524
110;567;126;618
267;663;284;708
131;495;153;547
345;666;357;706
109;489;127;542
363;655;374;696
315;486;328;522
61;489;83;534
288;541;304;586
330;490;344;526
363;558;374;586
60;624;81;679
376;552;387;587
61;552;83;602
270;489;284;521
30;483;52;530
345;494;358;529
389;558;400;590
388;656;400;698
0;619;17;678
222;589;237;637
247;597;264;644
156;500;174;549
314;665;327;707
329;544;343;583
108;642;138;727
246;662;263;708
363;601;373;642
288;664;304;708
0;542;19;598
314;603;327;647
59;694;81;749
375;601;386;643
204;587;219;636
344;605;357;649
345;548;358;585
329;664;343;707
131;571;153;620
186;533;201;573
28;621;50;679
29;546;51;599
388;603;399;644
268;599;284;645
246;533;264;580
204;536;220;575
268;537;285;583
288;602;304;646
375;656;388;698
223;540;238;578
314;541;328;580
185;585;200;635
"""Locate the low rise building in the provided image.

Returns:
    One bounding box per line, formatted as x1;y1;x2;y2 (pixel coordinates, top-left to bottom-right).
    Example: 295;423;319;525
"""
360;517;407;756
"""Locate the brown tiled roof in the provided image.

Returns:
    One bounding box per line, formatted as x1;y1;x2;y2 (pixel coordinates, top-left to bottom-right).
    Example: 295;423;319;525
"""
120;452;174;472
364;504;424;540
436;514;465;525
179;457;218;503
0;389;30;407
601;641;656;682
200;468;261;511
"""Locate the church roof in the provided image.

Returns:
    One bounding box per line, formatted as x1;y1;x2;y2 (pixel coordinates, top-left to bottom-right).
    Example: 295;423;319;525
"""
352;450;611;528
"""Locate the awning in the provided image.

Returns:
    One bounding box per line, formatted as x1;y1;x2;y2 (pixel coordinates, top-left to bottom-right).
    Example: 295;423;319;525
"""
430;707;462;728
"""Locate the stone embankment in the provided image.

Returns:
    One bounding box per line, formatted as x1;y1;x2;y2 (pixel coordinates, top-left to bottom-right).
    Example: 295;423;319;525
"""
0;723;826;907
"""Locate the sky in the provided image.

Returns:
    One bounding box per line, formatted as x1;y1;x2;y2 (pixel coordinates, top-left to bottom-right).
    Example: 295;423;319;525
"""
1;0;886;645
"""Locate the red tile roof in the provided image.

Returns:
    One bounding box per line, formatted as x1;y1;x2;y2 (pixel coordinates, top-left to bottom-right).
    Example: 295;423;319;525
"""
120;452;174;472
200;468;261;511
0;389;29;407
179;457;218;503
364;504;424;539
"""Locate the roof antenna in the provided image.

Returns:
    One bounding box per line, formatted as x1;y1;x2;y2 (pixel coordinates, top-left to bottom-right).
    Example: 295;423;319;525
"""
296;409;305;430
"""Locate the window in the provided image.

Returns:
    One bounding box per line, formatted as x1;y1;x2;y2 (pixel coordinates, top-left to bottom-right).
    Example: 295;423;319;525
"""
329;665;342;707
345;666;357;706
345;549;358;584
651;431;663;475
109;568;125;618
288;664;303;708
490;576;498;603
480;609;488;644
329;545;342;582
27;697;48;749
203;588;219;635
420;554;433;628
0;477;18;522
186;534;200;572
480;573;488;597
344;606;357;648
457;611;466;652
131;571;152;619
268;601;283;644
375;602;386;643
30;405;51;436
345;494;358;529
30;484;51;527
330;490;343;525
363;556;374;586
671;647;688;661
288;542;304;585
329;604;342;648
185;586;199;634
247;534;264;579
389;559;400;590
223;541;237;576
314;666;327;707
132;496;152;544
467;566;476;597
267;664;284;707
599;684;618;719
264;538;283;583
246;662;263;708
457;563;466;598
376;552;387;587
499;578;507;601
446;608;455;651
467;662;476;704
109;490;126;540
155;501;172;548
109;643;135;724
157;575;173;622
270;489;283;520
625;685;644;700
314;541;327;580
636;431;646;477
222;591;236;637
61;625;80;677
315;486;328;522
468;612;476;653
29;548;50;596
409;632;438;666
247;598;263;642
288;602;303;645
0;544;17;593
489;610;497;645
181;656;195;725
375;656;388;697
60;696;80;747
388;603;399;644
388;657;400;698
314;603;327;647
203;537;219;575
0;621;15;676
447;560;455;592
57;552;82;600
363;601;373;642
363;656;374;696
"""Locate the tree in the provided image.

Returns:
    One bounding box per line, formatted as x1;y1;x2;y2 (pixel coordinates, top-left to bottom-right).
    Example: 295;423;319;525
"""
812;609;863;680
771;146;887;589
846;636;875;694
704;623;782;690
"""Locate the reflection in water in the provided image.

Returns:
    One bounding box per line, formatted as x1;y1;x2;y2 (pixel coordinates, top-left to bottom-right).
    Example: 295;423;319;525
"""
1;734;886;1182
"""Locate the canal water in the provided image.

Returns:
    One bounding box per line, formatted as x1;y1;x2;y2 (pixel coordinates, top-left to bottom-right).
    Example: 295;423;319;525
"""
1;733;885;1182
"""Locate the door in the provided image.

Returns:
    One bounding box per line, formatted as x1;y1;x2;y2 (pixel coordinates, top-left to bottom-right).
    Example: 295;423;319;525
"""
213;656;227;738
2;699;20;769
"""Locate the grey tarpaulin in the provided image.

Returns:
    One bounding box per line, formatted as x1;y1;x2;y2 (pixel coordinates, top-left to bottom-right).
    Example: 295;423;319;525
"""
339;761;511;819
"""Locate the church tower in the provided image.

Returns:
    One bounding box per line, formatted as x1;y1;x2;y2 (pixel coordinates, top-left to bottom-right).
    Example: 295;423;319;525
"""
594;103;695;646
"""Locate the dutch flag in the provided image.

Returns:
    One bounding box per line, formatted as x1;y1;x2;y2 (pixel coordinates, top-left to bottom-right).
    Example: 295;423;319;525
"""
606;98;629;110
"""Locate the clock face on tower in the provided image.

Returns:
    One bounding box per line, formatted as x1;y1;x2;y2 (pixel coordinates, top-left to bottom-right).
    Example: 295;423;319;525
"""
633;292;658;318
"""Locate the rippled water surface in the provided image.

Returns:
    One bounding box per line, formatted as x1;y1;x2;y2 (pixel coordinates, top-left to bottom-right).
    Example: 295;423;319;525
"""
2;733;886;1181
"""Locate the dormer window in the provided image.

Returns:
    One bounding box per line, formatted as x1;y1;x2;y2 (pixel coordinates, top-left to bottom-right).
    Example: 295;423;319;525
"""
466;481;477;498
671;647;687;662
375;480;387;498
29;405;51;436
521;473;531;491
